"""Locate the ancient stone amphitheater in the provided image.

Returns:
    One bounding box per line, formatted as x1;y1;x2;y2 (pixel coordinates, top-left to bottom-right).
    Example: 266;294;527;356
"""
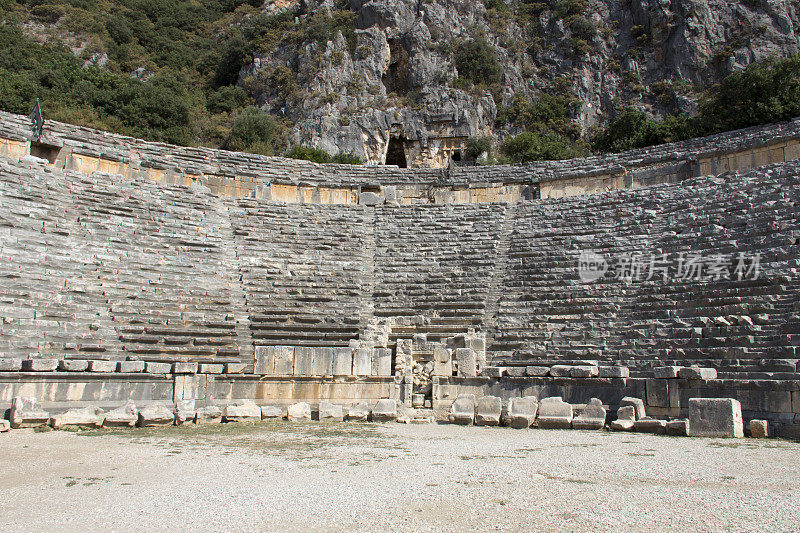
0;110;798;437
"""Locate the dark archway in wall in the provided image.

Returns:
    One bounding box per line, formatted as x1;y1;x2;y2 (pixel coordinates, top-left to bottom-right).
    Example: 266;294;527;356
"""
382;39;410;95
385;136;407;168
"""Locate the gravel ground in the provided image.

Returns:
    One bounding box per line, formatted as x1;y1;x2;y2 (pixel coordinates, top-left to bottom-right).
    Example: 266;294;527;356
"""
0;422;798;532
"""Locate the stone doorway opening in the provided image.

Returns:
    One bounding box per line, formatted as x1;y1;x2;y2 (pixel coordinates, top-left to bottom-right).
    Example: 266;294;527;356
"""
385;136;407;168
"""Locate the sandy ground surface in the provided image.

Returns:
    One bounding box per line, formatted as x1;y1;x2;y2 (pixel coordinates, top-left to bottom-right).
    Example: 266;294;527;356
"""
0;422;798;533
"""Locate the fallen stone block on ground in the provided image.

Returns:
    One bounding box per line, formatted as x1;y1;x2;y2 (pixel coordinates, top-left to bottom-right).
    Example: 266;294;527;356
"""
318;401;344;422
287;402;312;422
260;405;284;420
104;402;138;427
195;406;222;424
689;398;744;438
749;419;770;438
371;399;398;422
346;402;371;422
619;397;646;420
224;400;262;423
666;419;690;436
137;404;175;427
174;400;196;425
634;418;667;434
475;396;501;426
506;396;538;429
10;397;49;428
572;398;606;430
50;407;105;429
448;394;476;426
537;397;573;429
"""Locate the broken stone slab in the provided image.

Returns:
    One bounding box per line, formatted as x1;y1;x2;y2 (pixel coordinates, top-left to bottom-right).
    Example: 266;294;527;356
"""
433;347;453;377
572;398;606;430
371;399;398;422
104;402;138;427
571;365;599;378
50;407;105;429
318;401;344;422
688;398;744;438
87;360;114;373
455;348;477;377
372;348;392;377
254;346;276;375
598;366;630;378
346;402;371;421
0;419;9;432
619;397;646;420
174;400;196;425
137;404;175;427
679;366;717;380
260;405;284;420
653;366;682;379
448;394;476;425
525;365;550;376
548;365;573;377
475;396;501;426
749;419;770;438
59;359;89;372
537;397;573;429
0;357;22;371
666;419;690;437
224;400;262;423
145;362;171;374
22;359;58;372
10;397;49;428
195;406;222;425
610;418;635;431
224;362;246;374
117;361;145;373
287;402;312;422
507;396;538;429
634;418;667;434
173;362;198;374
199;363;223;374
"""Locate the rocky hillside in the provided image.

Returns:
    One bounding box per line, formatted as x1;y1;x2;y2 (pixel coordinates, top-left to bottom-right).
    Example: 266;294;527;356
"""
2;0;800;167
247;0;800;165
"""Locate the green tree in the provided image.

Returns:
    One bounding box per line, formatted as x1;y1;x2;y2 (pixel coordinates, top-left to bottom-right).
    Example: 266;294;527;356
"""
501;131;583;162
224;106;280;155
453;37;503;86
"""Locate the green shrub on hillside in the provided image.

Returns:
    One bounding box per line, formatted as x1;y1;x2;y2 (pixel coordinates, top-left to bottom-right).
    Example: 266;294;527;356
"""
285;145;332;163
501;131;584;162
224;106;282;155
453;37;503;87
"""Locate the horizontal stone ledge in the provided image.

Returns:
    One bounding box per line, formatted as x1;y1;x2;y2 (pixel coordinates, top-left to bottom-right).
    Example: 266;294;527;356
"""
212;375;396;384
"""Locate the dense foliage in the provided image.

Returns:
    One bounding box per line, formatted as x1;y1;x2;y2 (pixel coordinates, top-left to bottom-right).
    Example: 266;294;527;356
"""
285;146;364;165
501;131;585;163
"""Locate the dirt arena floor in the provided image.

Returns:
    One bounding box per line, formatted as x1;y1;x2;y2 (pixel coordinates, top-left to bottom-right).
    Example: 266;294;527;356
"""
0;421;798;532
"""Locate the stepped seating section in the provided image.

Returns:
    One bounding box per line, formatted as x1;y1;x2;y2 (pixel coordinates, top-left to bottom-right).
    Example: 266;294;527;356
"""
0;159;239;362
230;201;370;347
491;165;800;374
373;204;506;346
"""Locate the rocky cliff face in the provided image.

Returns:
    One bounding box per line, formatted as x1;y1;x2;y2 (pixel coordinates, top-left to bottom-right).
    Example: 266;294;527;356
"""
243;0;800;167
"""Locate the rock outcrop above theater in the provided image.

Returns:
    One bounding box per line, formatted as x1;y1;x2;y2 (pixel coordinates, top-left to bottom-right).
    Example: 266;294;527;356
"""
241;0;800;166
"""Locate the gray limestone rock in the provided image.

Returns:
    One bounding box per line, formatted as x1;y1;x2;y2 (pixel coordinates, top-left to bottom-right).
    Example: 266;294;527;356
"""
572;398;606;430
224;400;262;423
346;402;371;421
666;419;690;437
475;395;501;426
525;366;550;376
548;365;573;377
87;360;114;373
749;419;769;438
145;362;171;374
59;359;89;372
173;362;198;374
104;402;138;427
537;397;573;429
598;366;630;378
195;406;223;425
507;396;538;429
0;357;22;371
287;402;312;422
653;366;682;379
689;398;744;438
448;394;476;426
571;365;599;378
0;419;9;432
371;399;398;422
620;397;646;420
117;361;145;373
137;404;175;427
224;362;246;374
174;400;196;425
455;348;476;378
634;418;667;434
50;407;105;429
679;366;718;380
260;405;284;420
318;401;344;422
10;397;49;428
22;359;58;372
199;364;223;374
